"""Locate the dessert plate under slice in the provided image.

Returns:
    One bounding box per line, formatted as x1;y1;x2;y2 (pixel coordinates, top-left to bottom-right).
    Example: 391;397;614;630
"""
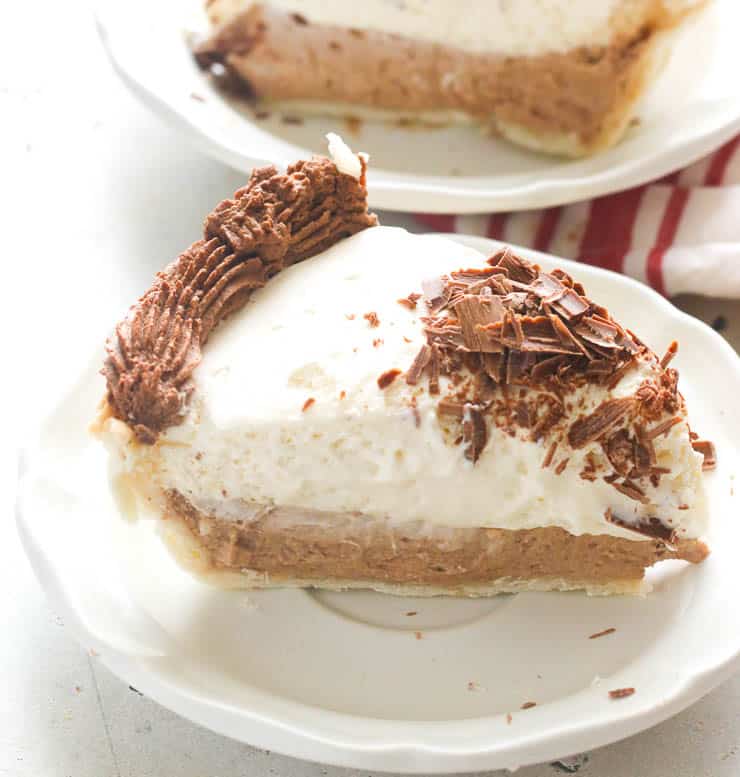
94;0;740;213
17;237;740;773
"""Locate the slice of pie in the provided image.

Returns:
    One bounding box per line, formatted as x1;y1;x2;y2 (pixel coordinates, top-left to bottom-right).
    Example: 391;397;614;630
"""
96;136;713;596
195;0;705;157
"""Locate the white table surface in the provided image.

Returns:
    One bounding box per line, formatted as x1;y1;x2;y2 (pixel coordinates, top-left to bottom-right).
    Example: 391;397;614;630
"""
3;2;739;775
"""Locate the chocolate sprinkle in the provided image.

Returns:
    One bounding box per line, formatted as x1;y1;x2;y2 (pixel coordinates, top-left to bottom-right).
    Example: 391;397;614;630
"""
660;340;678;369
691;439;717;470
605;509;677;542
542;441;558;468
405;345;431;385
610;479;650;504
462;404;488;463
589;627;616;639
608;687;635;699
397;292;421;310
377;369;401;390
568;398;635;449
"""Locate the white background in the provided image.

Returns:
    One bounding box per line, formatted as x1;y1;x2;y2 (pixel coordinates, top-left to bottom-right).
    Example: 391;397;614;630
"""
3;2;739;775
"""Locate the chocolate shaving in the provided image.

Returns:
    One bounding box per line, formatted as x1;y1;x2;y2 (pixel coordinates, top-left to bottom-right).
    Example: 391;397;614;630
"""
552;288;590;321
456;295;505;351
481;352;505;383
645;416;682;439
603;429;634;477
610;479;650;504
568;398;635;448
104;156;377;442
606;356;636;389
422;276;447;313
428;345;440;395
605;509;677;542
462;404;487;463
437;398;465;418
516;401;531;428
574;315;620;349
589;627;616;639
301;397;315;412
405;345;431;385
493;248;538;284
691;439;717;470
520;702;537;710
608;687;635;699
554;457;569;475
364;311;380;328
660;340;678;368
397;292;421;310
542;441;558;468
377;368;401;390
531;355;569;381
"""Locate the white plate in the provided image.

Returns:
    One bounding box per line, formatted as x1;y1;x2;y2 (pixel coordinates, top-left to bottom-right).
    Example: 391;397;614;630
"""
94;0;740;213
17;236;740;773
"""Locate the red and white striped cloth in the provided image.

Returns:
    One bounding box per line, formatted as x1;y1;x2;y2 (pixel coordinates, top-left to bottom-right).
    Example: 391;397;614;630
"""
419;135;740;298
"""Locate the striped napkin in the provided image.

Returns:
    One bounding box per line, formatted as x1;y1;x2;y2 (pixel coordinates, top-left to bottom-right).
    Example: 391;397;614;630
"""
419;135;740;299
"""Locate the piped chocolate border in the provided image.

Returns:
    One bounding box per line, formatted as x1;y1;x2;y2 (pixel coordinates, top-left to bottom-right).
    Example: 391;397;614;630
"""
103;156;376;442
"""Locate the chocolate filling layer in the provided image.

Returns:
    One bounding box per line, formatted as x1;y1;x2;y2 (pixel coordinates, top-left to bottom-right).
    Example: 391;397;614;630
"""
167;491;708;591
197;4;657;149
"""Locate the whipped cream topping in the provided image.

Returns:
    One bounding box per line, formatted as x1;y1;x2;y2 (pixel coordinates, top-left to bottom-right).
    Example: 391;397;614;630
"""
137;226;708;541
206;0;700;57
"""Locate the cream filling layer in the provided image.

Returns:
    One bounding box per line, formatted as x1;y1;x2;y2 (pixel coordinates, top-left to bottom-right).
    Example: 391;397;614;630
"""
206;0;702;57
106;227;707;541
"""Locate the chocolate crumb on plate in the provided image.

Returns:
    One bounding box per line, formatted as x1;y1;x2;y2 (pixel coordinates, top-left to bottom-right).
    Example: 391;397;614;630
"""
550;754;590;773
588;627;616;639
301;397;315;412
405;611;417;617
608;687;635;699
521;701;537;709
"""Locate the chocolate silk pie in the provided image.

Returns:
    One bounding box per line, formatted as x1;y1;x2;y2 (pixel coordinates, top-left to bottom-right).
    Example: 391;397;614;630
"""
196;0;705;157
96;135;713;596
